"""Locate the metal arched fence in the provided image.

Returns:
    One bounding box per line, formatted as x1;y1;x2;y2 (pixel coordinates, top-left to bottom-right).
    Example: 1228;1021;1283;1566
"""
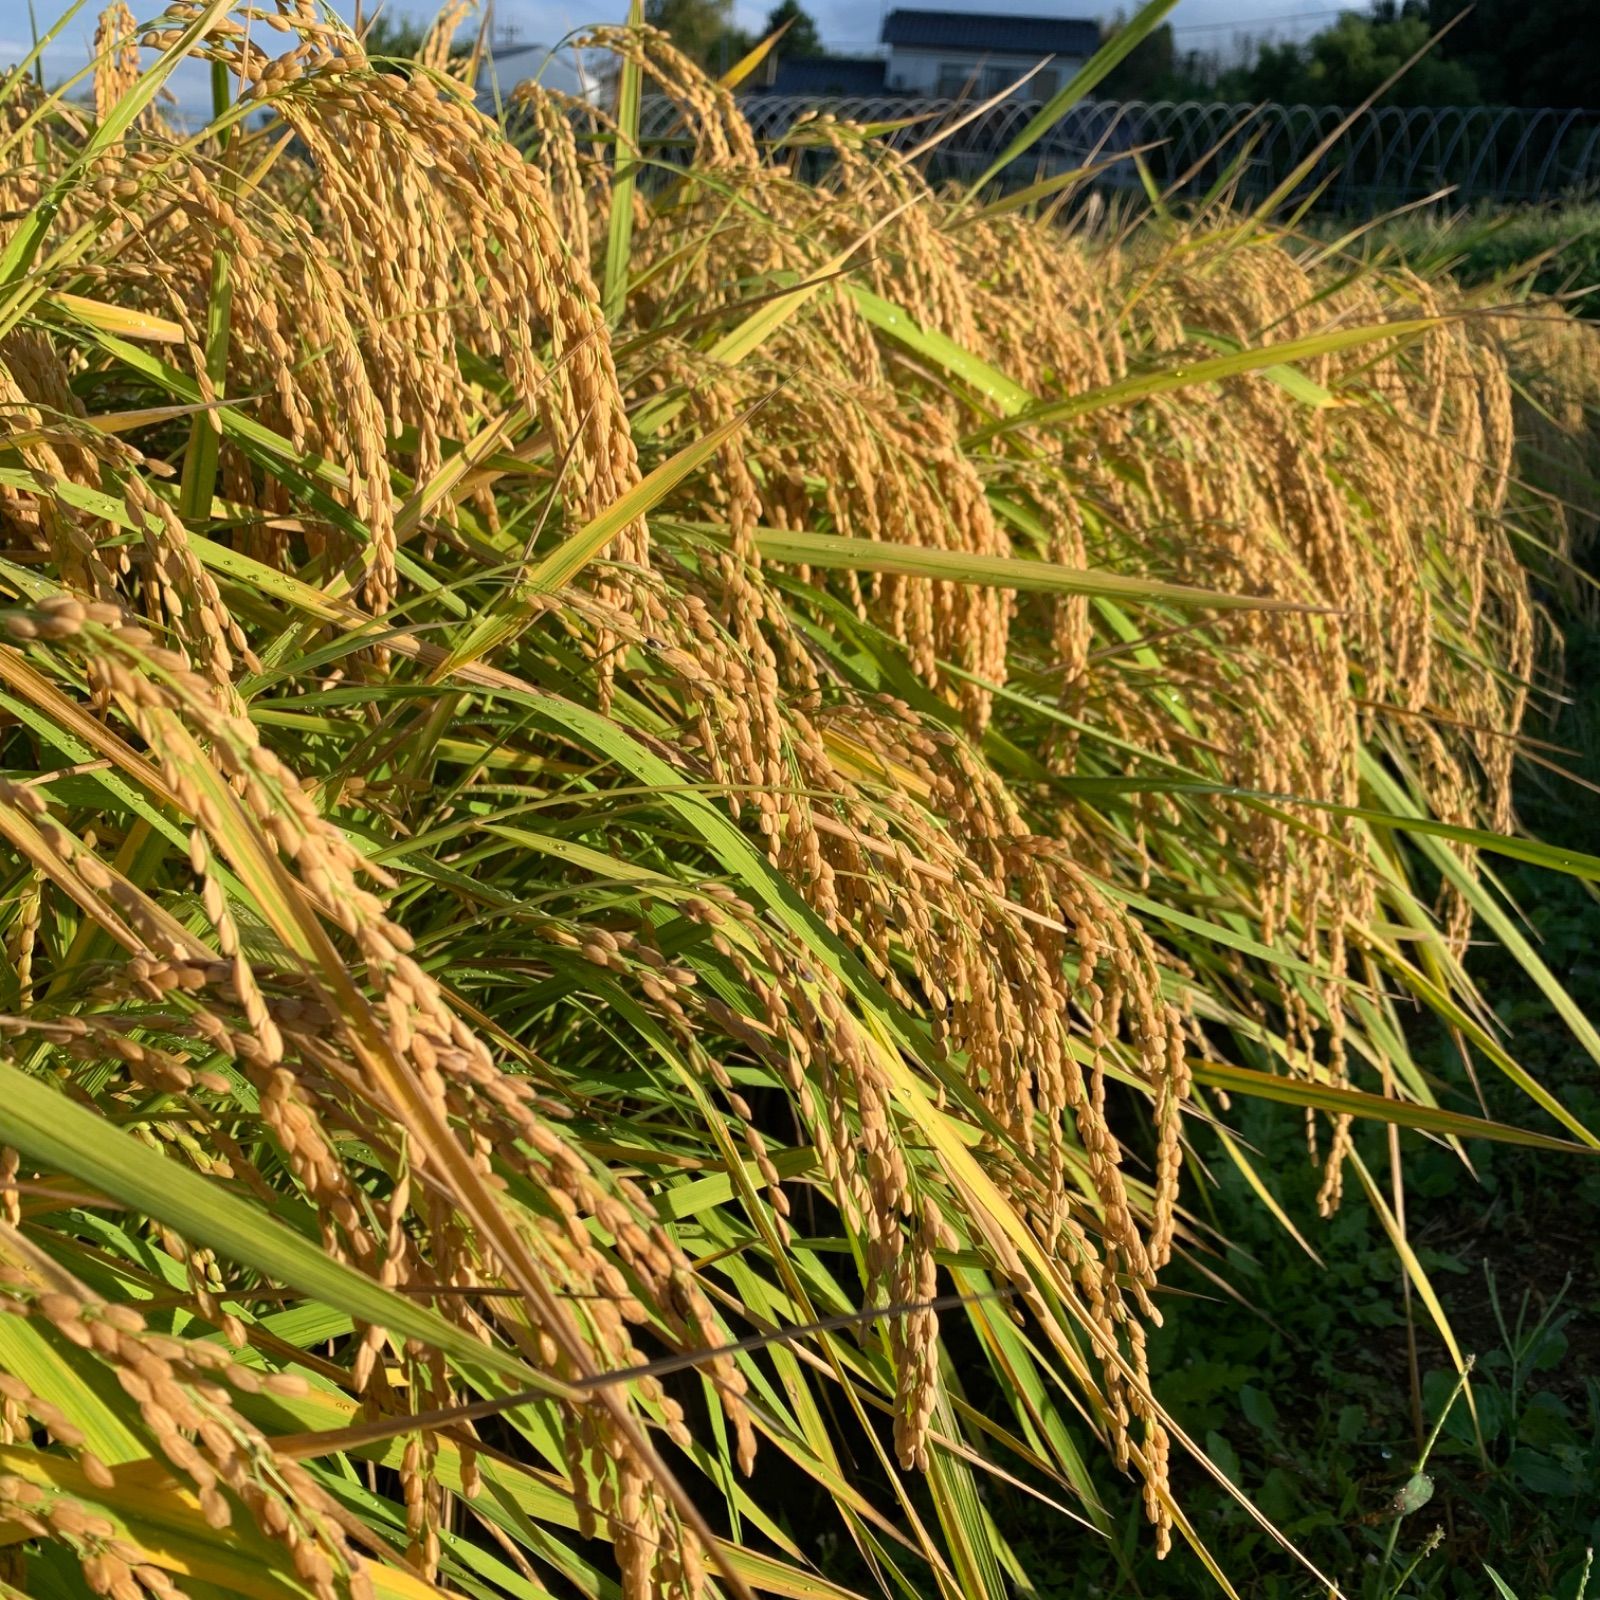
633;96;1600;211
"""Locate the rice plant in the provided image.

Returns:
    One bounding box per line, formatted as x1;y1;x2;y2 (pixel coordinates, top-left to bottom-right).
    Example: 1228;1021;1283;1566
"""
0;5;1597;1599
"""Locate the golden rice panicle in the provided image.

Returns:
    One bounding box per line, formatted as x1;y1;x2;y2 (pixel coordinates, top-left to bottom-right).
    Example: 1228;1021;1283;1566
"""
890;1198;949;1471
0;598;743;1596
122;473;255;702
596;578;1189;1483
92;3;141;129
97;7;645;624
1033;224;1537;1135
0;16;1570;1592
578;24;760;169
0;1226;369;1600
559;74;1200;1501
587;486;1185;1326
418;0;476;75
509;82;598;265
644;95;1538;1207
1;874;41;1016
1488;307;1600;595
0;339;126;608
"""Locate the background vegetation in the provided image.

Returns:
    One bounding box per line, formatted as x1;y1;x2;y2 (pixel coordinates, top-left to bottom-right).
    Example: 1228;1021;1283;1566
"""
1340;206;1600;315
1107;0;1596;109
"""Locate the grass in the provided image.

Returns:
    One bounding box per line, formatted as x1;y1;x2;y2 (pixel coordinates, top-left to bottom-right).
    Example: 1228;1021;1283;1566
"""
1007;1036;1600;1598
1325;202;1600;318
0;5;1599;1599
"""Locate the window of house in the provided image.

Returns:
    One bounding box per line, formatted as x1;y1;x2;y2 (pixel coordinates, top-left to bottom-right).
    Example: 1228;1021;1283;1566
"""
981;64;1013;99
936;63;973;98
1032;68;1058;100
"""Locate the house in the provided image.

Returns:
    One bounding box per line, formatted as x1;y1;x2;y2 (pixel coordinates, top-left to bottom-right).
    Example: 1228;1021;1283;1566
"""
879;9;1101;100
761;56;890;96
760;9;1101;101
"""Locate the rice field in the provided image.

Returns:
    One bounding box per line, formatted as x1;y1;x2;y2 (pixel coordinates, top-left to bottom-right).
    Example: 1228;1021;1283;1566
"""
1;6;1598;1599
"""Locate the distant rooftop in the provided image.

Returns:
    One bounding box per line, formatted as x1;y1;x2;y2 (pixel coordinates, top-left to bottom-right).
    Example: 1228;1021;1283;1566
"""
880;9;1101;56
761;56;890;95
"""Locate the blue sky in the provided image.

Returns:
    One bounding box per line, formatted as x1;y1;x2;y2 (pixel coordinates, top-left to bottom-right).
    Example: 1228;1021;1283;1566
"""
3;0;1355;111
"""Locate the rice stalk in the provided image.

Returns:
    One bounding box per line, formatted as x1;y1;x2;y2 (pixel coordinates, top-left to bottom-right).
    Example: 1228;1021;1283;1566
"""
0;7;1594;1599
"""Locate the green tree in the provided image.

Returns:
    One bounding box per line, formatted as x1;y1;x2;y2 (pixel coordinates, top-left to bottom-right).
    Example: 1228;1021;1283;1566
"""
1100;13;1225;101
1101;17;1224;101
764;0;823;59
357;9;472;72
1428;0;1595;107
1102;16;1174;100
360;11;430;58
645;0;749;71
1226;8;1479;107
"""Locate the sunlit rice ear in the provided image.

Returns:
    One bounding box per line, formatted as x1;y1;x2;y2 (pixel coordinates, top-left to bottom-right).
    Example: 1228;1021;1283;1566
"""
0;5;1591;1598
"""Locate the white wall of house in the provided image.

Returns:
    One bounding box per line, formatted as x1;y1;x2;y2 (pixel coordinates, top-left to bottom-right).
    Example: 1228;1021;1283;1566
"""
884;48;1079;99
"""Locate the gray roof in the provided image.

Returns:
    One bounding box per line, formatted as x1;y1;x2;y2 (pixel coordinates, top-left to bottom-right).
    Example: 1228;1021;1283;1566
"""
757;56;890;95
880;9;1100;57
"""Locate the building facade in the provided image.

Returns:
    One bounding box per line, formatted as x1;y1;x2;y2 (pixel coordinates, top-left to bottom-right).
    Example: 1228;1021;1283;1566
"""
879;10;1100;100
760;8;1101;100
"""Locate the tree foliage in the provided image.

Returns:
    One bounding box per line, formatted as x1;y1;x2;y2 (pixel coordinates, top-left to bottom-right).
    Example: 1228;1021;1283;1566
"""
645;0;749;71
1224;7;1479;108
1210;0;1597;110
357;7;472;71
1101;16;1182;101
763;0;823;60
1428;0;1597;108
359;10;430;57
